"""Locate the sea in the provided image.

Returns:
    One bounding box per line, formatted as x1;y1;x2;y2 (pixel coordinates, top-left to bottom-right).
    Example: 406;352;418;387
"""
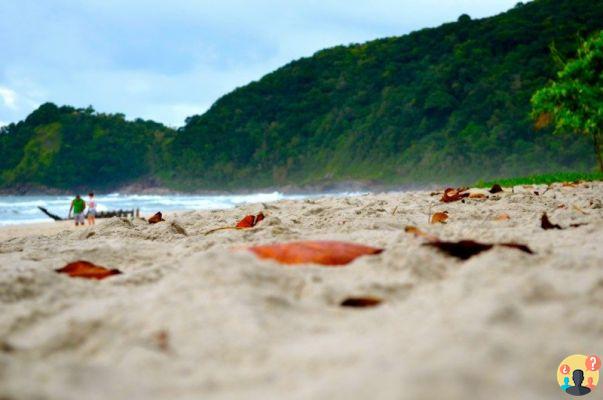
0;192;320;226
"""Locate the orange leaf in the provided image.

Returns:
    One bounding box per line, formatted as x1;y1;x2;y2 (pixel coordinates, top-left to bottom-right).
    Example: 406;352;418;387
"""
440;188;469;203
235;212;265;228
55;261;122;280
249;241;383;266
469;193;488;199
148;212;165;224
430;212;449;224
340;296;383;308
496;213;511;221
405;225;439;241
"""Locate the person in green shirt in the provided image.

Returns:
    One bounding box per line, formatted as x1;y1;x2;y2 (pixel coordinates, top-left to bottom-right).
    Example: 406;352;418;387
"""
69;194;86;226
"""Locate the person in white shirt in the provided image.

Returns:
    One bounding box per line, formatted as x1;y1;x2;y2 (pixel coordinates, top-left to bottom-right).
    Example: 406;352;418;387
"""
87;192;97;225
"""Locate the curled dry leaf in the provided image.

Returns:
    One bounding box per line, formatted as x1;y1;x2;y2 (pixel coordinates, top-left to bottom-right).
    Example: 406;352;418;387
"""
430;211;449;224
424;240;534;260
56;260;122;280
249;240;383;266
496;213;511;221
489;184;503;194
469;193;488;200
404;225;438;241
148;212;165;224
236;212;265;228
541;212;562;230
440;188;470;203
340;296;383;308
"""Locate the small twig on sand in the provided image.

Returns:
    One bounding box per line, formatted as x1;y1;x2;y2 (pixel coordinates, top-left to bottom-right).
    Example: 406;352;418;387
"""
541;184;552;195
427;204;433;224
204;226;240;235
391;206;398;215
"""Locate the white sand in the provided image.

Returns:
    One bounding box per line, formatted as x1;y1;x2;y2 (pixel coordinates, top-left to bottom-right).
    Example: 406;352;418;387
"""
0;183;602;400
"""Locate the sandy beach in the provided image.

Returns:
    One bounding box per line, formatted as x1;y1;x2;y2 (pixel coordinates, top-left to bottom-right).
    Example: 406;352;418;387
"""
0;182;601;399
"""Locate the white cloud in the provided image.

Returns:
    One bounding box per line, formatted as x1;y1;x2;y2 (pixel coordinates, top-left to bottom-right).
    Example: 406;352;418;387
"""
0;87;17;110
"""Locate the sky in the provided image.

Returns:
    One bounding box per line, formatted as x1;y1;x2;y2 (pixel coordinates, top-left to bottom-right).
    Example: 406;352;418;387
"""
0;0;521;128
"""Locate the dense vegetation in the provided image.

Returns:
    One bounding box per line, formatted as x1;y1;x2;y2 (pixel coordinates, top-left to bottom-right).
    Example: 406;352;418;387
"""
168;0;603;189
531;31;603;171
1;0;602;192
0;103;173;191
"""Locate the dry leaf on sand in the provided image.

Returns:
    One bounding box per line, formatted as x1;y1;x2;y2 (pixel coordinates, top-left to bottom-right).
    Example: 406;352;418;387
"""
56;261;122;280
249;241;383;266
148;212;165;224
340;296;383;308
430;212;449;224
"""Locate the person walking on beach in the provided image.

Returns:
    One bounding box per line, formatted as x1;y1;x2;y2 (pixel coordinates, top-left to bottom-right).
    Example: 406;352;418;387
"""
87;192;97;225
69;195;86;226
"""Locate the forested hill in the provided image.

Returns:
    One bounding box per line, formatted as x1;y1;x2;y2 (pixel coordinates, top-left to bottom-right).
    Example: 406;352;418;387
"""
167;0;603;189
0;103;173;192
1;0;602;192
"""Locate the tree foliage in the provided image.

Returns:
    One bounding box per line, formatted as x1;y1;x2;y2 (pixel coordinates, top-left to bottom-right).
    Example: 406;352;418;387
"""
531;31;603;170
0;103;173;190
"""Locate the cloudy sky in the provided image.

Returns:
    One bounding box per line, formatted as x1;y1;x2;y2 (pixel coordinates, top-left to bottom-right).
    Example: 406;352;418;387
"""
0;0;520;127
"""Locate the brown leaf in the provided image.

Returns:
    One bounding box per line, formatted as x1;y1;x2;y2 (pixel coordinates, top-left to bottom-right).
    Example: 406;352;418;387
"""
469;193;488;199
404;225;439;241
148;212;165;224
249;241;383;266
56;261;122;280
340;296;383;308
534;112;552;130
424;240;533;260
541;213;562;230
430;212;449;224
489;184;503;194
440;188;469;203
496;213;511;221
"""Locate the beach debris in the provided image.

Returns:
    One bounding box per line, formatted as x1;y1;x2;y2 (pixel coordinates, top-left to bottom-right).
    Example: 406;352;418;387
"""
572;204;589;215
469;193;488;200
153;330;170;352
148;212;165;224
541;213;562;230
205;212;265;235
340;296;383;308
170;222;188;236
391;206;398;215
236;212;265;228
424;240;534;260
440;187;469;203
496;213;511;221
404;225;438;241
489;184;503;194
430;212;449;224
55;261;122;280
249;241;383;266
541;212;587;230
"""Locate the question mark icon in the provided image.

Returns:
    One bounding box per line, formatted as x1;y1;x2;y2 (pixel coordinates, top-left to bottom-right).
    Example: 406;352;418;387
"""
560;364;570;375
585;355;601;372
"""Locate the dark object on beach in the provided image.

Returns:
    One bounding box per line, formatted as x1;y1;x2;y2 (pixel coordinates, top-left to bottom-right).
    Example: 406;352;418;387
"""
38;206;63;221
236;212;265;228
541;212;562;230
56;260;122;280
489;184;503;194
249;240;383;266
148;212;165;224
440;188;470;203
38;206;137;221
340;296;383;308
424;240;534;260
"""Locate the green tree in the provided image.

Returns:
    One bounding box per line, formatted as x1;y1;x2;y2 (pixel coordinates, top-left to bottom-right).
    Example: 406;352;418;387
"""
531;31;603;171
